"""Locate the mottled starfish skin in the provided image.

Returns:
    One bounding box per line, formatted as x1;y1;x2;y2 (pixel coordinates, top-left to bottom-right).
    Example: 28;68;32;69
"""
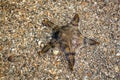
39;14;99;71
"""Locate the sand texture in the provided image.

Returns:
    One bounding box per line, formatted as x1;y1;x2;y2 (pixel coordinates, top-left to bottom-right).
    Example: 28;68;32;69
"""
0;0;120;80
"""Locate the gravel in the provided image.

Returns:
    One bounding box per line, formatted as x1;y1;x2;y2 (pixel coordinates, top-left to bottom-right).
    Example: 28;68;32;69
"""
0;0;120;80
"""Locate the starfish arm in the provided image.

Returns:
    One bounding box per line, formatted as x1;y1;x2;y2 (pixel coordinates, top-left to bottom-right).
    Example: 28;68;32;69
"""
61;13;79;30
42;19;60;31
60;41;75;71
65;52;75;71
40;42;52;54
70;13;79;26
39;39;57;54
83;37;100;45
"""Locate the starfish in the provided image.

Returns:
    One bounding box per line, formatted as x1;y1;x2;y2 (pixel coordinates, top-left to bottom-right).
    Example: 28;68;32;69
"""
39;13;99;71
